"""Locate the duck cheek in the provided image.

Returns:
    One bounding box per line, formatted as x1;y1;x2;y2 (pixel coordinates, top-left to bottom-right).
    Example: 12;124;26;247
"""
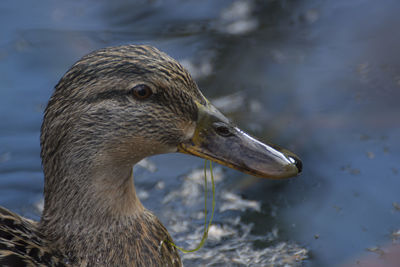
104;137;176;164
181;121;196;142
151;120;196;151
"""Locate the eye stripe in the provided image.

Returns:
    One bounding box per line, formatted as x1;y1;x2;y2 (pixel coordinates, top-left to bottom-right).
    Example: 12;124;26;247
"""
83;90;131;103
82;85;154;103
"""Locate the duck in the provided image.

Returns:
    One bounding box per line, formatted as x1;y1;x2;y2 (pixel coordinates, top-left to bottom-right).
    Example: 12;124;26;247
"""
0;44;302;266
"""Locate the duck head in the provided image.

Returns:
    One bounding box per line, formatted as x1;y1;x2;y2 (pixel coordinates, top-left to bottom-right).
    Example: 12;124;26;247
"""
38;44;302;266
41;45;301;185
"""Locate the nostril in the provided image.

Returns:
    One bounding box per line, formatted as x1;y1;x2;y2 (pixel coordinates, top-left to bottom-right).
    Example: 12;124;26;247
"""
216;126;230;136
212;122;233;137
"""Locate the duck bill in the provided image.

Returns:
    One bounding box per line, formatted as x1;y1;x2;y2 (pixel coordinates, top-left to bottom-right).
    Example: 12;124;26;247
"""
178;102;302;179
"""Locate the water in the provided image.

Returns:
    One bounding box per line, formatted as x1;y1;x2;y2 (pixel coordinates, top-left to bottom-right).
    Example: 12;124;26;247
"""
1;0;400;266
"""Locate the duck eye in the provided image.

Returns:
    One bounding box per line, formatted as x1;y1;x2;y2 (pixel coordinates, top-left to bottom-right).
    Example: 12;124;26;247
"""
132;84;152;100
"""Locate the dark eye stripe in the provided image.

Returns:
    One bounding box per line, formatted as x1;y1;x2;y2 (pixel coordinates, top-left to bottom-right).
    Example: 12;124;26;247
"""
83;90;131;103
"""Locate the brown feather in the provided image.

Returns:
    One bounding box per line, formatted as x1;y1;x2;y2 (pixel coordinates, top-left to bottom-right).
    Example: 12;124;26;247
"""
0;45;210;266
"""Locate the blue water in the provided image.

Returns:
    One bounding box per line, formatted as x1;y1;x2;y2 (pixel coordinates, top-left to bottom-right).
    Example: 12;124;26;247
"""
1;0;400;266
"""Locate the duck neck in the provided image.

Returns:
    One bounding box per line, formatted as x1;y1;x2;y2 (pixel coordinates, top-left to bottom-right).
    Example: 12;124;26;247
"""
39;152;145;239
38;152;180;266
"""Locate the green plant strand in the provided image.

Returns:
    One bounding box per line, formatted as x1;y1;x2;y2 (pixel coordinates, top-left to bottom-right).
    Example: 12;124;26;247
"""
167;160;215;253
